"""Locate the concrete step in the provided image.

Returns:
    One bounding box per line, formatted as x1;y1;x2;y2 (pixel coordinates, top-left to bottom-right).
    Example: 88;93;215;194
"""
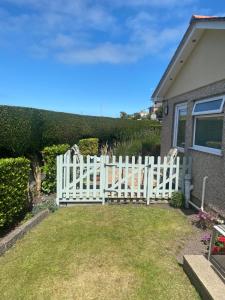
183;255;225;300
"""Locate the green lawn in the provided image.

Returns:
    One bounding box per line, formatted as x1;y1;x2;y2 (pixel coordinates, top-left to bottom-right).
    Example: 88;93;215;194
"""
0;206;199;300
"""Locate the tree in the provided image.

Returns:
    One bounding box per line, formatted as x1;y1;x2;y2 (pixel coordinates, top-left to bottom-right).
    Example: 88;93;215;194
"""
120;111;128;119
133;112;141;120
156;106;163;120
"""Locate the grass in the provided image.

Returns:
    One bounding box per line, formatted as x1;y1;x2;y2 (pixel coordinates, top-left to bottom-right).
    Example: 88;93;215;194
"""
0;206;200;300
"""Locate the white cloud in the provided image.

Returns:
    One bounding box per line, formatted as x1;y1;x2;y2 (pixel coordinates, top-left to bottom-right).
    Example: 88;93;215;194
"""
57;43;139;64
0;0;192;64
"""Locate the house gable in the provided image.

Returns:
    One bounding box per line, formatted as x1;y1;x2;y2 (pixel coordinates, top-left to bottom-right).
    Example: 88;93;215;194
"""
165;29;225;99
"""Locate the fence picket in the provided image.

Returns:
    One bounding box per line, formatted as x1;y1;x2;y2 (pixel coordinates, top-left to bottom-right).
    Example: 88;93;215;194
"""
73;154;77;199
112;155;116;198
137;156;141;198
79;155;84;199
175;157;180;191
65;150;70;199
93;156;97;199
168;158;174;198
118;156;122;198
125;156;129;198
86;155;90;199
156;156;161;198
162;157;167;199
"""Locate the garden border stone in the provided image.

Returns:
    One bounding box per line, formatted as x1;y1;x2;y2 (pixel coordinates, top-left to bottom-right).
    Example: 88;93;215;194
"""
0;209;49;256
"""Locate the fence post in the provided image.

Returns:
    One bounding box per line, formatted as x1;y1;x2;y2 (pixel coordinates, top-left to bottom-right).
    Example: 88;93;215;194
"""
101;155;106;205
56;155;62;206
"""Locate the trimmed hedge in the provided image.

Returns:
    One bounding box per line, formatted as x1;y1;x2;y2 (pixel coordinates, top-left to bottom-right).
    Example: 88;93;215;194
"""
41;144;70;194
0;105;161;157
0;157;30;230
78;138;99;156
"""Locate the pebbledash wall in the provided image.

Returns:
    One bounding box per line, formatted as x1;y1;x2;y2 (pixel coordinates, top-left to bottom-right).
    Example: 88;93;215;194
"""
161;78;225;217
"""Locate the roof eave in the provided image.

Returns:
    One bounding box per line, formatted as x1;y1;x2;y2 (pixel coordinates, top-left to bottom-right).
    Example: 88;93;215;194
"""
152;18;225;101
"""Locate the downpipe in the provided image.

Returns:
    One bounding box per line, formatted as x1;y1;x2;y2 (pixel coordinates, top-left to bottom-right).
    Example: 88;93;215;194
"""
200;176;208;211
188;176;208;211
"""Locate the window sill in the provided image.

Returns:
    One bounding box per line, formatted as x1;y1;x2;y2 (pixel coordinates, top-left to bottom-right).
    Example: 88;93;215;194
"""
189;146;223;157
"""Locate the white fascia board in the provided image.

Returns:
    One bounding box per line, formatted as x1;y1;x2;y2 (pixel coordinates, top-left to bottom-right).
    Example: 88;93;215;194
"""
195;21;225;30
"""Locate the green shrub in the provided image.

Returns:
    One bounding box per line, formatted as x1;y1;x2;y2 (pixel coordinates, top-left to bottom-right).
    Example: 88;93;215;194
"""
78;138;99;156
41;144;70;194
142;134;161;157
0;106;42;157
0;157;30;230
169;192;185;208
113;140;142;157
0;105;161;157
113;133;161;157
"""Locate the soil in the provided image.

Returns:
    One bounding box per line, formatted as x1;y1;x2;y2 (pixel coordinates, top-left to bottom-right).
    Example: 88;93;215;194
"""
176;208;211;265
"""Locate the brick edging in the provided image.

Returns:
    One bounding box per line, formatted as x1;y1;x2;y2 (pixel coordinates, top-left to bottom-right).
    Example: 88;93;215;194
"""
0;209;49;256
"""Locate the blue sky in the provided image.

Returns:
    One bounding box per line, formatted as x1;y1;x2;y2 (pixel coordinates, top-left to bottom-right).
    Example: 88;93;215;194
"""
0;0;224;117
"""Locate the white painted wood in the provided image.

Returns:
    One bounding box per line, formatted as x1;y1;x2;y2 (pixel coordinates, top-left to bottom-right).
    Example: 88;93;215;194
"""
162;156;167;199
79;155;84;199
131;156;135;198
65;150;71;199
175;157;180;191
112;155;116;198
156;156;161;198
124;156;129;198
118;156;122;198
86;155;90;199
101;156;106;205
72;153;77;199
143;156;148;199
137;156;142;198
168;158;174;198
93;155;97;199
56;154;186;204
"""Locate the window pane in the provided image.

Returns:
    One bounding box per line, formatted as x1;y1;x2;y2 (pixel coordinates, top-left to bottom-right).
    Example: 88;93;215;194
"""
195;116;223;149
194;99;223;114
177;108;187;148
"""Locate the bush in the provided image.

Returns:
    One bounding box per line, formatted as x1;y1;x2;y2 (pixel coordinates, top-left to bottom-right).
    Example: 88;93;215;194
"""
169;192;185;208
41;144;70;194
113;139;142;157
0;157;30;230
78;138;99;156
0;105;161;157
0;106;42;157
113;133;160;157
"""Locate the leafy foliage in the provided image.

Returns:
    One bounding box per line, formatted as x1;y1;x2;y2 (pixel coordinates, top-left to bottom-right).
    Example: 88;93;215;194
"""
78;138;99;156
0;105;161;157
0;157;30;230
113;132;160;157
41;144;70;194
169;192;185;208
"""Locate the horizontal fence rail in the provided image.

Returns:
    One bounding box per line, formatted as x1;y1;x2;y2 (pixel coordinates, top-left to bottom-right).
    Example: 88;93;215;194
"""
56;152;191;205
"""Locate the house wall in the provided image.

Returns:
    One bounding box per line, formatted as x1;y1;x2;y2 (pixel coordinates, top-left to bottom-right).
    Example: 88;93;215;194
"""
161;79;225;217
165;30;225;99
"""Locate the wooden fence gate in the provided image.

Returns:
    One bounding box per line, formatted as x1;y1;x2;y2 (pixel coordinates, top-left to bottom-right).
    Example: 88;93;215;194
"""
56;151;190;205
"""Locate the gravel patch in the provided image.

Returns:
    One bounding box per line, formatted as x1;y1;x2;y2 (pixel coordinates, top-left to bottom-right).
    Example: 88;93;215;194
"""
176;209;211;265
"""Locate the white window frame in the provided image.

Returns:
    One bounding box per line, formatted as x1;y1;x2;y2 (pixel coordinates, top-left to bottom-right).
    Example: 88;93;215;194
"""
192;114;223;155
192;95;225;116
173;103;187;152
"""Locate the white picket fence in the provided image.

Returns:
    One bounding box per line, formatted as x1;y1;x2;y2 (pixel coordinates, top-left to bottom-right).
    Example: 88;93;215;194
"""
56;151;190;205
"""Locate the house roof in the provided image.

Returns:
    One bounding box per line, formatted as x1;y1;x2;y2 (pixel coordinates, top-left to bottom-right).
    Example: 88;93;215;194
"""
152;15;225;101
